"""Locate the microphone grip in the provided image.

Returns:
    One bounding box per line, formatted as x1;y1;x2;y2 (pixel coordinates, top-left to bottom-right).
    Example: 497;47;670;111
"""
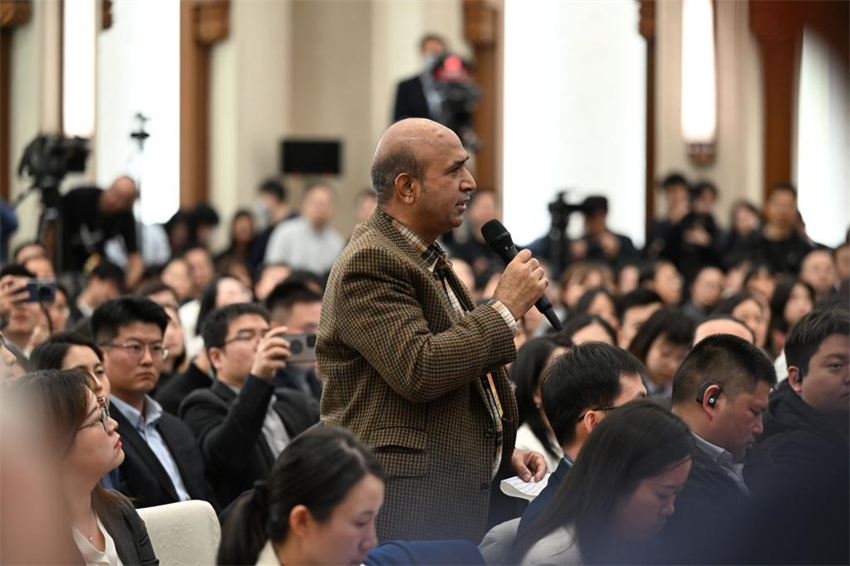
496;240;563;331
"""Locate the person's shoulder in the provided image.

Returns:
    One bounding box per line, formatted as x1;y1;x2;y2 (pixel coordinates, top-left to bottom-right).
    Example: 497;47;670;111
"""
180;383;226;410
397;74;423;89
521;525;581;566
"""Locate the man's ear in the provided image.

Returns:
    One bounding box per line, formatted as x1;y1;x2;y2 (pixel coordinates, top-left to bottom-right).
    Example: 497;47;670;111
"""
394;173;417;204
207;347;224;373
584;409;601;433
788;366;803;394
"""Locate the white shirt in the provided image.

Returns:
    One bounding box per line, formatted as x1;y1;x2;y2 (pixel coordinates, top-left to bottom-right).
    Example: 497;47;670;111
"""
515;422;563;473
72;516;125;566
264;217;344;275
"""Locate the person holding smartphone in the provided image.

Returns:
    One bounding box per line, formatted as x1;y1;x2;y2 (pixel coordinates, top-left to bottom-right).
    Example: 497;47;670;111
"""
180;302;319;508
0;265;50;355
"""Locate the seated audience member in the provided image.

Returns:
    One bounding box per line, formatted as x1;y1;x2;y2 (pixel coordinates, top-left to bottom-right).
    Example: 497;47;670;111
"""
754;183;813;274
743;261;778;302
12;240;50;265
768;277;814;358
513;402;693;565
681;264;724;324
518;343;648;533
616;288;663;349
29;332;112;399
15;370;158;565
354;187;378;225
264;182;345;276
216;209;255;266
571;196;640;270
571;287;619;330
188;203;221;250
628;307;694;399
0;265;43;355
137;281;189;392
799;248;839;303
254;263;293;302
738;309;849;565
180;303;319;507
91;297;217;509
183;245;216;299
715;292;770;350
215;255;254;290
660;334;777;563
693;314;755;345
557;313;617;346
22;254;56;279
68;261;125;328
48;284;71;334
160;257;194;303
184;275;253;362
639;260;683;306
265;280;323;399
512;338;567;473
747;309;849;475
723;200;761;266
558;263;615;315
616;263;640;297
449;188;501;281
248;179;297;270
663;182;725;285
218;426;384;566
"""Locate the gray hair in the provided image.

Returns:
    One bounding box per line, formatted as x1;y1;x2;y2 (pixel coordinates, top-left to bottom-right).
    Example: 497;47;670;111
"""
370;145;424;205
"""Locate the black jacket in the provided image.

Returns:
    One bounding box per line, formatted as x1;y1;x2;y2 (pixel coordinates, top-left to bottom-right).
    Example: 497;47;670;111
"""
155;362;213;416
179;375;319;507
86;497;158;565
111;403;218;511
393;75;432;122
651;439;746;564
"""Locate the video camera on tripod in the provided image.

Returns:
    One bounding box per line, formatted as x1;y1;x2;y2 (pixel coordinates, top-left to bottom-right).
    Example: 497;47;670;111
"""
15;134;91;270
429;53;481;151
546;191;590;274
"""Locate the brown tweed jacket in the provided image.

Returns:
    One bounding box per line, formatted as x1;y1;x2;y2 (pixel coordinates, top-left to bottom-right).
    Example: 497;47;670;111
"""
317;209;519;543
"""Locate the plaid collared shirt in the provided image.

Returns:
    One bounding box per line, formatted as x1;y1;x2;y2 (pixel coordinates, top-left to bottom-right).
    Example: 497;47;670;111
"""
383;210;516;478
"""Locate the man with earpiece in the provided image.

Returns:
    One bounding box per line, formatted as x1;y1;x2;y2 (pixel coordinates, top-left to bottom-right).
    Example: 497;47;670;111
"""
650;334;776;564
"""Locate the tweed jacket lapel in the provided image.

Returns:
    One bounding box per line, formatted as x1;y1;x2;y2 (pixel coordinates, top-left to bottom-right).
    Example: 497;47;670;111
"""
366;211;495;410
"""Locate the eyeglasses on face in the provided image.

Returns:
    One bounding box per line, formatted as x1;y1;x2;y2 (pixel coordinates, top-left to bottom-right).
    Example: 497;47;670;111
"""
575;406;617;423
222;328;271;347
78;398;111;433
101;340;169;361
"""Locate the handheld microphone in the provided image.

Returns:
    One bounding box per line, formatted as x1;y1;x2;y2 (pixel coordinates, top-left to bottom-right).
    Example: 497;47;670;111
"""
481;219;563;331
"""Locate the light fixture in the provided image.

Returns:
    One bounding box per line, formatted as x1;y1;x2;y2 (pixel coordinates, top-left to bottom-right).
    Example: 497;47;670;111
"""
680;0;717;165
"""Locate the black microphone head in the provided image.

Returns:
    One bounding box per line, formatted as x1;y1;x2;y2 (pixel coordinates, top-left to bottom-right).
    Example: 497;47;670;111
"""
481;219;513;246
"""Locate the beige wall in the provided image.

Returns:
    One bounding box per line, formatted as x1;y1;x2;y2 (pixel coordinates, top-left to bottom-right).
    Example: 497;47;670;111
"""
655;0;764;229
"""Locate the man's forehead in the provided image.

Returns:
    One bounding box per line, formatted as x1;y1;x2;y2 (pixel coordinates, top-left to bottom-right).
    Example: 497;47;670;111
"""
229;314;268;331
115;322;163;339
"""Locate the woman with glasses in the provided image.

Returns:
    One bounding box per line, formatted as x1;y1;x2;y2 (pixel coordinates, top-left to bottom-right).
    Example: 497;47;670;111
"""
513;401;693;565
14;369;158;565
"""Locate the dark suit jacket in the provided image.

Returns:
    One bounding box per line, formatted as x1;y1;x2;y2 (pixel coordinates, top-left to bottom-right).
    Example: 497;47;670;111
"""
111;402;218;511
518;456;572;534
393;75;432;122
317;209;519;543
154;362;213;416
179;375;319;507
82;497;159;565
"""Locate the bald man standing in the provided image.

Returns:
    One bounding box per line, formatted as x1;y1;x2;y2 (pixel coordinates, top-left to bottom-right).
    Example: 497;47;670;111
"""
317;119;548;542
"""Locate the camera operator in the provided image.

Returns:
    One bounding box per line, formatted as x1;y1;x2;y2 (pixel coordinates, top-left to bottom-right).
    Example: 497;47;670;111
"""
571;196;639;270
60;175;143;288
393;34;448;122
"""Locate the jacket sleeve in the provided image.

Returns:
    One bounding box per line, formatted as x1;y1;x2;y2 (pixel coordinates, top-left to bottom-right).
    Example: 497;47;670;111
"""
121;500;160;566
179;376;273;475
332;246;516;403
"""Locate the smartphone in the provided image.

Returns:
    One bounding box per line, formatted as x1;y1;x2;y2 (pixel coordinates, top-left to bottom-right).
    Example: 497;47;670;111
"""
24;279;57;303
284;333;317;364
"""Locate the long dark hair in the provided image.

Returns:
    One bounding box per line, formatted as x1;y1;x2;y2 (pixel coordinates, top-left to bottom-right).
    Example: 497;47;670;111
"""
217;426;385;566
628;307;694;365
13;370;127;513
196;276;243;335
29;331;104;369
511;338;562;461
770;278;814;333
513;401;693;564
557;313;617;346
573;287;618;325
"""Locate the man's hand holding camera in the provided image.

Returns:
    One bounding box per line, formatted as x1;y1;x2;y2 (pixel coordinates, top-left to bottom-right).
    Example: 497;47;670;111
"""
251;326;291;381
0;276;28;320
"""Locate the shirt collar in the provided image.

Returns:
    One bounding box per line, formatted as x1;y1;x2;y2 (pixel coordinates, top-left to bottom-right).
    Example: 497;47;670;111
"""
109;395;162;430
692;432;736;467
380;209;446;272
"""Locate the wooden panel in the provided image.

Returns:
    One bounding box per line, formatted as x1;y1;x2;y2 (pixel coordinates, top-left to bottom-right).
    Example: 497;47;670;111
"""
464;0;501;192
638;0;655;237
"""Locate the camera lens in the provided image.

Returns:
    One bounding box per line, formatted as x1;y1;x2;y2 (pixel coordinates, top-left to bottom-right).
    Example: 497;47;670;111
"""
290;341;303;354
307;335;316;347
